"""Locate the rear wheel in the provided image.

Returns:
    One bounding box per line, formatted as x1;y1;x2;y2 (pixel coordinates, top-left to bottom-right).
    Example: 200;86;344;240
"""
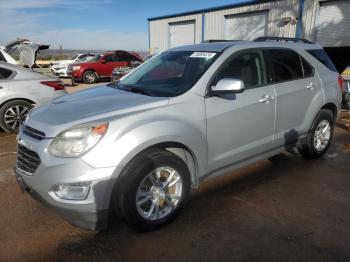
0;100;33;133
298;109;334;159
83;70;97;84
115;149;190;230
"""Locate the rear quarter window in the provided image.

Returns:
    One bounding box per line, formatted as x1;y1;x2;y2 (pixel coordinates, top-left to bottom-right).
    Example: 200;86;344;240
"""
0;67;13;79
306;49;338;72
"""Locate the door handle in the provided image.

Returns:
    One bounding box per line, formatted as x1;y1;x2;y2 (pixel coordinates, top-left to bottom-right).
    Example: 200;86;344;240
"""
0;86;3;89
259;95;274;104
306;83;314;90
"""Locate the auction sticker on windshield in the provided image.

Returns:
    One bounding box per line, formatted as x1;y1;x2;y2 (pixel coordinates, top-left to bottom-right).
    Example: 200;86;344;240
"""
190;52;216;59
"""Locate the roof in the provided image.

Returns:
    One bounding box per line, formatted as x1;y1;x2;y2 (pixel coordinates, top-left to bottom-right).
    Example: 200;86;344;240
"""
148;0;279;21
167;40;321;53
168;41;247;52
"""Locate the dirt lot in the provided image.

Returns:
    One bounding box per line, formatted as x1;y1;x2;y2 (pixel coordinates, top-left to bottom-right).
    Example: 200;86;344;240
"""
0;82;349;261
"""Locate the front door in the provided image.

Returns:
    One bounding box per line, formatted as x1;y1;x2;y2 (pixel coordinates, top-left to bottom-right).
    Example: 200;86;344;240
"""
206;49;276;172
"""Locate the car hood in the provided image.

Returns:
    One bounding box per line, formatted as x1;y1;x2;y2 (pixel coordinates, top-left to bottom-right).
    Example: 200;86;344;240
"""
52;60;74;66
26;86;169;137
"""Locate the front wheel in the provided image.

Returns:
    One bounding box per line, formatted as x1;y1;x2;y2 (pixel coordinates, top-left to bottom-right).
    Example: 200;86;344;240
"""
83;70;97;84
298;109;334;159
0;100;33;133
115;149;190;230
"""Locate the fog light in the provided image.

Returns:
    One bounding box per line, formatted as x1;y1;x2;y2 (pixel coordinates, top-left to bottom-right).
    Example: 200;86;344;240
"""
53;182;91;200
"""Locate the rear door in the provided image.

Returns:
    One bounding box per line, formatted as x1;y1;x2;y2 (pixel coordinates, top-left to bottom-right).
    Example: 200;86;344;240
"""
0;67;11;100
264;48;321;146
205;49;276;172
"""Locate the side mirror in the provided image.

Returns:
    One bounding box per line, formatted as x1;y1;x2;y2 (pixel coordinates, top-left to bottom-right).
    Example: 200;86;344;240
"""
211;78;245;95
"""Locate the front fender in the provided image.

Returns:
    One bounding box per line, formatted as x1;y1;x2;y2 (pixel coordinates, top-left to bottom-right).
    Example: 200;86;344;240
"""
82;119;207;178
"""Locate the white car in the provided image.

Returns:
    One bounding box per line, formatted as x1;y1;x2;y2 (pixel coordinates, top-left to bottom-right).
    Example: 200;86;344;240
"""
50;54;95;77
0;61;66;132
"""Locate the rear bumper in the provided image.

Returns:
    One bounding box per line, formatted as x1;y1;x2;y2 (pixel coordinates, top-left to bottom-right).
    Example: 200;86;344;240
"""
14;168;109;230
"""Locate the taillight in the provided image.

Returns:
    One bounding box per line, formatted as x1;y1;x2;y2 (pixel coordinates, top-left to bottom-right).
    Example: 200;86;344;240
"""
338;75;344;91
41;80;65;91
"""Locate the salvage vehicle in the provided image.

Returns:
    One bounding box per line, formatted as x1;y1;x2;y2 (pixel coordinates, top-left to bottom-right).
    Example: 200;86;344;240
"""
15;38;341;231
0;38;49;68
50;53;96;77
67;50;143;84
111;60;143;82
0;62;65;132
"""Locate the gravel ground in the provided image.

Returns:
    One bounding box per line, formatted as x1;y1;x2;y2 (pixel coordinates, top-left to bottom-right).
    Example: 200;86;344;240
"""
0;84;350;261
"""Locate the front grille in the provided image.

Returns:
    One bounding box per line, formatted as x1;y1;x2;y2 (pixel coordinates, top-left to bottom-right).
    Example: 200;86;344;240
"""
23;125;46;140
16;144;41;175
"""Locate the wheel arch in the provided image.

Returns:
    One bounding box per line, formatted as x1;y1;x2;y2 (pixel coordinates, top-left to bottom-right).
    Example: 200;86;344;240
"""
0;98;36;108
321;102;338;120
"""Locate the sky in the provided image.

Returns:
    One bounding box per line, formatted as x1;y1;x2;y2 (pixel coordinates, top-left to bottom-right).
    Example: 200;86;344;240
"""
0;0;251;51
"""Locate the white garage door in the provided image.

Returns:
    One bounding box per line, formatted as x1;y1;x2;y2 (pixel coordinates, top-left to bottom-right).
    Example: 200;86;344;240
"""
224;11;268;40
316;0;350;47
169;21;195;48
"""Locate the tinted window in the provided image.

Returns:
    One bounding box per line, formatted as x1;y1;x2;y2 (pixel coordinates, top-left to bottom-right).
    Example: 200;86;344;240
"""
214;50;266;89
0;68;13;79
300;56;314;78
0;52;6;62
307;49;337;72
105;54;116;62
264;49;303;83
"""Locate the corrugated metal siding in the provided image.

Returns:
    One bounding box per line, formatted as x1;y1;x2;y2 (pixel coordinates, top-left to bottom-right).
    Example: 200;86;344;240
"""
302;0;320;41
149;14;202;53
303;0;350;46
205;0;299;40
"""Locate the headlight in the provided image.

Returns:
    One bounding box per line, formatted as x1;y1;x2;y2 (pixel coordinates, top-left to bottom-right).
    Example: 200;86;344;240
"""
49;123;108;157
53;182;91;200
72;65;81;71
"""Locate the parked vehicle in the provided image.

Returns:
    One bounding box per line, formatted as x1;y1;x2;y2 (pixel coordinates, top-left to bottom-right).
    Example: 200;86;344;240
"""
341;66;350;105
0;38;49;68
50;53;96;77
15;38;341;231
111;60;143;82
0;62;66;132
67;50;142;84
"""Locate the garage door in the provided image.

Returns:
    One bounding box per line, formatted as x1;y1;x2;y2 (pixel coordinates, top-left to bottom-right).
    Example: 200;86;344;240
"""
315;0;350;47
224;11;268;40
169;21;195;48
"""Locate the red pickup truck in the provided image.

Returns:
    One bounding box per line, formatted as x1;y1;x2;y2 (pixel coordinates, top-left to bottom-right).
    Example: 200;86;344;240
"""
67;50;142;84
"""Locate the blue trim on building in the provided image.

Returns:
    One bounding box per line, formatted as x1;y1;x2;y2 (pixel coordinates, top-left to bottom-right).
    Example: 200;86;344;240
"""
147;0;280;21
148;20;150;50
201;11;205;42
296;0;305;38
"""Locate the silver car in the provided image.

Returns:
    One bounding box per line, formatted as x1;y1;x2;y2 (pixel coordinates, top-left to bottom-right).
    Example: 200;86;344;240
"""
0;62;66;132
15;38;342;230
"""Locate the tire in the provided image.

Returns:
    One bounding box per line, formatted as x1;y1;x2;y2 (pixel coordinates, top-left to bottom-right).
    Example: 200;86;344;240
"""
83;70;97;84
298;109;334;159
0;100;33;133
115;149;191;231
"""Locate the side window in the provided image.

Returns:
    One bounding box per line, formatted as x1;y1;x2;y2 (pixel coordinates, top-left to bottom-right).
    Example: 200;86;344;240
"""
104;55;115;62
264;49;303;83
300;56;314;78
214;50;267;89
0;52;6;62
0;68;13;80
306;49;338;72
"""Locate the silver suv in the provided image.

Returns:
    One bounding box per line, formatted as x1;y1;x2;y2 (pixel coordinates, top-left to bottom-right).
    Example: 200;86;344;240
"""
15;38;342;230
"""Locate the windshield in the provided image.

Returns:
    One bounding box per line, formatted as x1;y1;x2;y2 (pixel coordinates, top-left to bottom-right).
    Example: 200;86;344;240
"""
116;51;218;97
70;55;79;60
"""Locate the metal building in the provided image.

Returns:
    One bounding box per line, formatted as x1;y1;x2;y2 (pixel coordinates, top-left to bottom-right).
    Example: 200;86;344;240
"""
148;0;350;59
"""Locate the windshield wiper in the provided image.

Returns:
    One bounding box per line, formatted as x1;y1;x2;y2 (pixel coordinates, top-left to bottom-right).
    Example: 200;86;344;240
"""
126;87;152;96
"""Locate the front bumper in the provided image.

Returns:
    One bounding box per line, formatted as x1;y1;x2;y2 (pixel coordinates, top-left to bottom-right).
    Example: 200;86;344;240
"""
14;134;119;230
15;169;109;230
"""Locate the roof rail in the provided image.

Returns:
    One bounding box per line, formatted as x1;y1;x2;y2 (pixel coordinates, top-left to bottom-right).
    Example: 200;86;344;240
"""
202;39;243;43
253;36;313;44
